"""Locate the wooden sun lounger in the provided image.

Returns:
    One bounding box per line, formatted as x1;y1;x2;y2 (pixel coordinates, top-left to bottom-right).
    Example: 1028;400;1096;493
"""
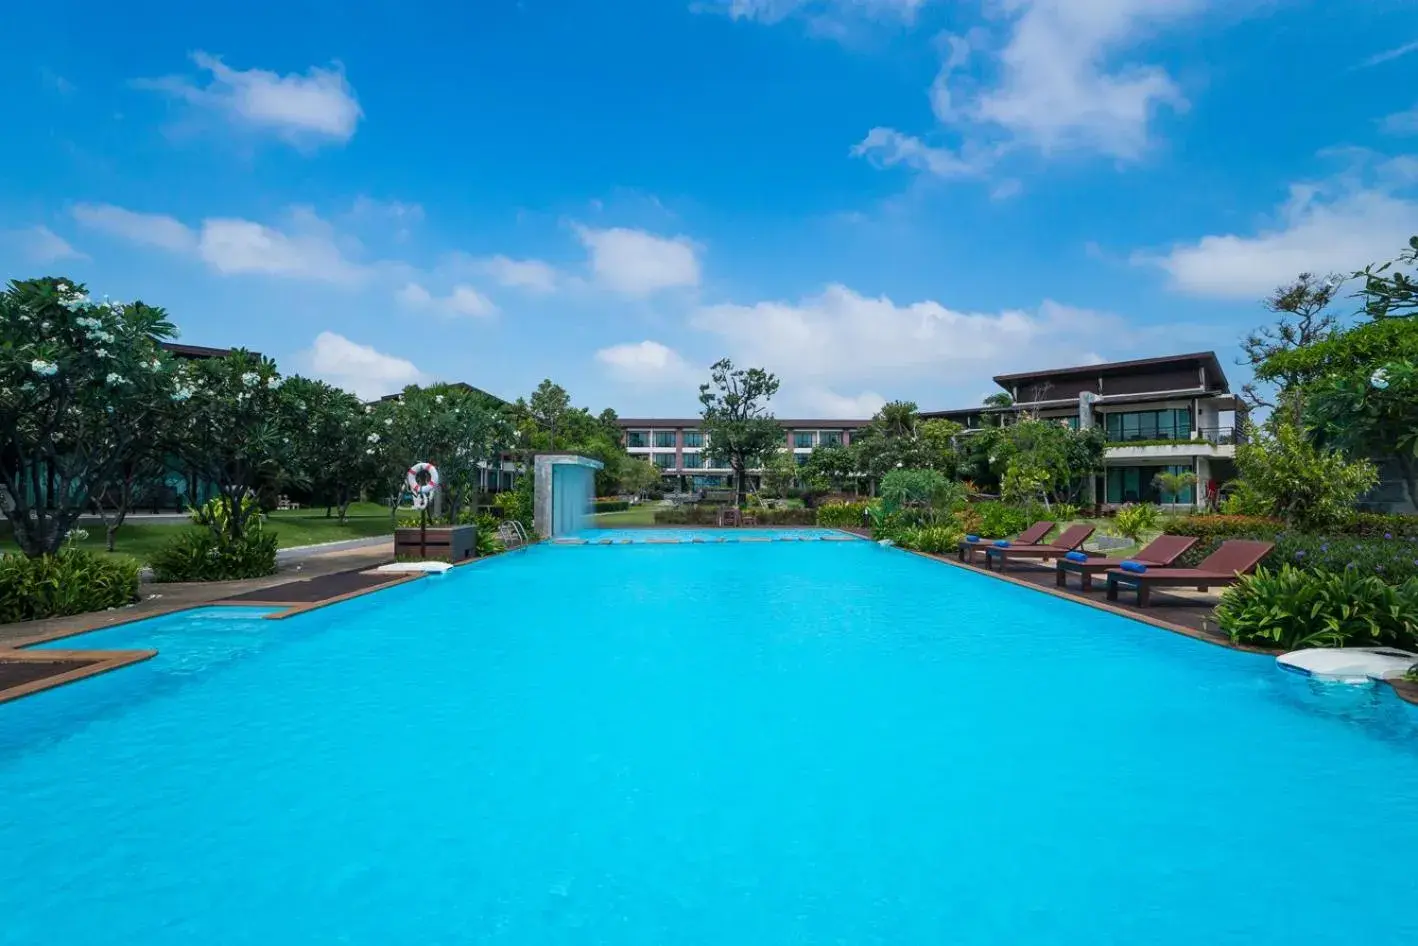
984;524;1096;571
957;521;1054;563
1055;534;1200;592
1105;540;1275;607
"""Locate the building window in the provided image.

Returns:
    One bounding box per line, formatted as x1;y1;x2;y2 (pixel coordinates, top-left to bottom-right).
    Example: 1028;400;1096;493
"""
793;431;815;449
1106;464;1195;504
653;431;676;448
794;453;810;466
1061;416;1080;430
681;452;703;469
682;430;704;448
820;431;843;446
652;453;676;469
1104;409;1191;442
625;430;649;449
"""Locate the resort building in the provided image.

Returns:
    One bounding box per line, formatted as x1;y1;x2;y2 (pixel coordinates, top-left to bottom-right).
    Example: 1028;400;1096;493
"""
925;351;1241;507
618;351;1240;505
614;419;869;491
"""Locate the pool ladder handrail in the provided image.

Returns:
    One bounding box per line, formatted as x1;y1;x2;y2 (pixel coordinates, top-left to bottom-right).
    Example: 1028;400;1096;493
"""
497;520;529;549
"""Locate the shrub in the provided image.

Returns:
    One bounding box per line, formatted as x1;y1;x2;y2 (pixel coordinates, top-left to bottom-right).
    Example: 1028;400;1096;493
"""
816;501;871;528
1111;503;1160;542
1344;512;1418;539
0;550;140;623
1273;533;1418;584
189;495;263;533
653;506;818;526
1050;502;1081;523
897;524;964;554
593;500;630;514
150;528;279;582
1217;566;1418;650
879;469;965;524
972;501;1035;539
1233;422;1378;530
1170;515;1284;566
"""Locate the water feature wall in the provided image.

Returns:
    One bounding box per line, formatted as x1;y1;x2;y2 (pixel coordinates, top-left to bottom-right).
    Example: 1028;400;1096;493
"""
533;454;604;538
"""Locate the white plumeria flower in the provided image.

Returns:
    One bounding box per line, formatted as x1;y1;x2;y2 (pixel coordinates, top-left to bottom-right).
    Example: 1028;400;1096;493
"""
105;372;127;385
172;386;194;402
241;371;260;387
365;447;376;455
367;433;381;444
267;376;282;389
365;405;374;413
435;394;445;404
95;348;109;358
55;282;70;293
30;359;58;377
384;418;393;426
1371;368;1390;390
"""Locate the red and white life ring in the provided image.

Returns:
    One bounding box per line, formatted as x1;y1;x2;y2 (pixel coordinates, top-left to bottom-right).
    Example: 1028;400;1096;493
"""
406;461;440;508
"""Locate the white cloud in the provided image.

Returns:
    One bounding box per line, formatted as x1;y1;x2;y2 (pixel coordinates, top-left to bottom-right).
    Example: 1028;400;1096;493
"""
692;285;1117;412
347;197;424;241
4;225;85;264
476;254;559;293
716;0;927;24
576;226;700;296
851;127;990;179
396;281;497;318
1359;40;1418;69
136;51;362;146
1383;104;1418;136
303;331;426;399
1138;180;1418;299
856;0;1204;182
595;340;697;385
799;387;888;417
72;202;371;285
198;217;366;284
968;0;1199;158
71;203;197;252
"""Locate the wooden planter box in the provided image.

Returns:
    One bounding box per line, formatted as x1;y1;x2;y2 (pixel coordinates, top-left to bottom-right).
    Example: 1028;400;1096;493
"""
394;525;476;562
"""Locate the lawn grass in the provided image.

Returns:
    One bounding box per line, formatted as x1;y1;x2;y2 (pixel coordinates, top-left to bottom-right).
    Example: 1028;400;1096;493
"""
591;504;660;527
1;501;397;566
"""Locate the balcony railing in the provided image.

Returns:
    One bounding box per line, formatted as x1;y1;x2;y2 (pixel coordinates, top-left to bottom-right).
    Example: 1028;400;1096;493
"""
1105;427;1237;447
1197;426;1237;445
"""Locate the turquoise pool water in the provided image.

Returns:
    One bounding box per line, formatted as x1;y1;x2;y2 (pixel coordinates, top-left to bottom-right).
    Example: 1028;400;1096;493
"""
2;541;1417;944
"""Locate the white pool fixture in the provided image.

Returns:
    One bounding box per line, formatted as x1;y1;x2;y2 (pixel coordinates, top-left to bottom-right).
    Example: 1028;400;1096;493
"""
1276;647;1418;683
375;561;453;576
878;539;896;548
405;461;440;510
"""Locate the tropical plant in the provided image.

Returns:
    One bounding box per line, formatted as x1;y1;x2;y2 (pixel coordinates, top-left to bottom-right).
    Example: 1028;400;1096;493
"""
1233;420;1377;530
1353;234;1417;320
279;376;371;522
1217;566;1418;650
0;277;178;556
897;524;964;555
519;379;572;452
0;549;140;623
816;501;871;528
972;501;1037;539
699;358;783;506
802;443;859;493
1152;470;1198;506
150;528;279;582
616;456;663;497
761;448;800;500
1111;503;1160;542
1307;358;1418;511
879;469;965;525
1237;272;1343;418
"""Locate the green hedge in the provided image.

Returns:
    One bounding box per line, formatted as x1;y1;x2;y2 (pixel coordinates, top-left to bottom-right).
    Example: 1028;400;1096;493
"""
151;529;279;582
0;550;140;623
654;506;818;526
816;502;871;527
1218;566;1418;650
593;500;630;513
1167;514;1418;582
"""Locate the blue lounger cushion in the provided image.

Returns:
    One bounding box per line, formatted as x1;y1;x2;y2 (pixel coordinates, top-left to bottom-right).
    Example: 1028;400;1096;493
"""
1119;560;1148;574
1064;551;1089;563
965;534;981;543
993;540;1011;548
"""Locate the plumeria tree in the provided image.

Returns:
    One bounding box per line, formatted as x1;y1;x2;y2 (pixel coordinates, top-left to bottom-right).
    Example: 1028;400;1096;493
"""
167;350;294;542
699;359;783;506
0;277;177;556
280;376;370;522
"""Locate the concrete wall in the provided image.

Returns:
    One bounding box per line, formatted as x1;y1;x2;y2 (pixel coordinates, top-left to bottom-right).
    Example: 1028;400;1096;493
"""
534;454;604;538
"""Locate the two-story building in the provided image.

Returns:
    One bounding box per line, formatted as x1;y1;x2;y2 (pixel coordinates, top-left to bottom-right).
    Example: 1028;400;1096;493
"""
924;352;1242;507
614;419;868;492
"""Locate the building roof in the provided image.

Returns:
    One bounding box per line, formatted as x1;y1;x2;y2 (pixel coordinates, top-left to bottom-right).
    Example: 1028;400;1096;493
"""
615;417;869;428
991;351;1229;392
160;342;250;360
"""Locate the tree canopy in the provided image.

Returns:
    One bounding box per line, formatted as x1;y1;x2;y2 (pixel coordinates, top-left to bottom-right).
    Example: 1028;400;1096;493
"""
699;358;782;505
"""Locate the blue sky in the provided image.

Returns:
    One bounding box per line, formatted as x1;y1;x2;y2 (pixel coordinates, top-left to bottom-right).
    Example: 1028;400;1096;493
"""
2;0;1415;417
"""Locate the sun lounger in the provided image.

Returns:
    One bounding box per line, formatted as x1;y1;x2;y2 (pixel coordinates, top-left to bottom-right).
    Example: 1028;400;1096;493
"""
1055;534;1200;592
957;521;1054;563
984;524;1096;571
1104;540;1274;607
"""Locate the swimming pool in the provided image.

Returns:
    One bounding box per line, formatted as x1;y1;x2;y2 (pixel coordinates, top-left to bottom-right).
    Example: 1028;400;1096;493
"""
2;541;1416;944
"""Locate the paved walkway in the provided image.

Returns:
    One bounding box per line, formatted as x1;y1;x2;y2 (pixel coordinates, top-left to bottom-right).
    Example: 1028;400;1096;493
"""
0;543;394;647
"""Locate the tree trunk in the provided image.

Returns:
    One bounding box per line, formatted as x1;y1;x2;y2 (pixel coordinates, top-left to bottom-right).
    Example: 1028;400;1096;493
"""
734;462;747;507
106;523;119;553
325;505;333;518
